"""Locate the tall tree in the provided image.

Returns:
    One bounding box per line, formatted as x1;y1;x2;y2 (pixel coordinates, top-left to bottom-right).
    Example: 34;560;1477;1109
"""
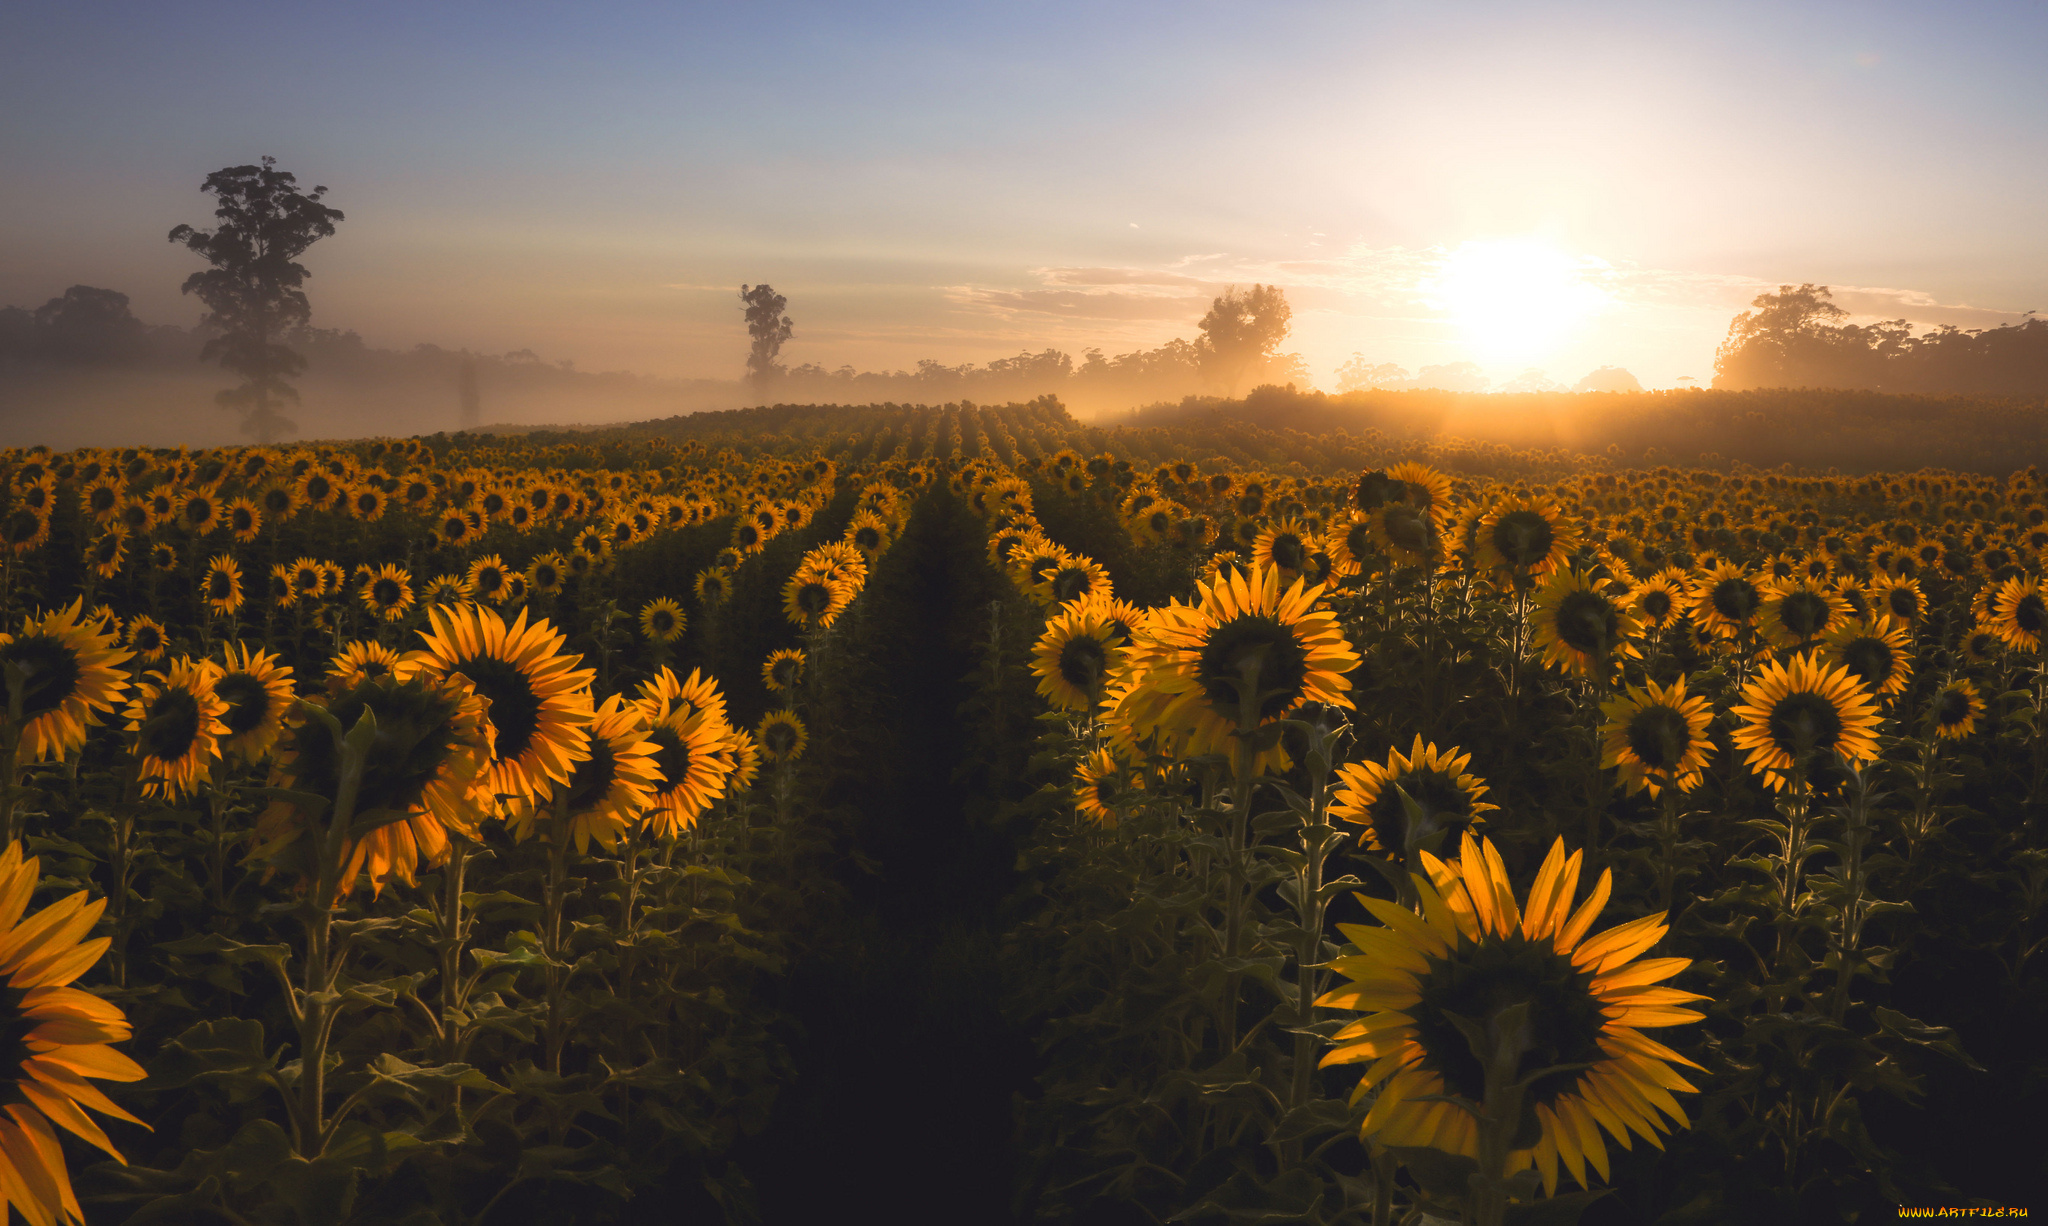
169;156;344;442
1197;284;1291;394
739;284;794;400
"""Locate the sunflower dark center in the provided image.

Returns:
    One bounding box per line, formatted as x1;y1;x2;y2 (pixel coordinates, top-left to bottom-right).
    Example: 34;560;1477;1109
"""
2016;593;2048;635
1345;521;1374;558
370;578;403;607
1489;510;1556;570
452;655;544;761
1381;505;1434;555
1933;688;1973;728
1777;591;1832;638
649;608;677;635
207;570;236;601
647;724;690;793
1365;767;1477;857
1710;576;1760;620
854;526;883;550
1410;933;1607;1109
1553;589;1618;656
1840;637;1896;689
473;568;504;596
794;582;834;616
216;672;272;736
1625;704;1693;772
1269;532;1307;572
564;737;620;813
763;720;800;756
141;688;202;762
0;634;84;721
1767;691;1846;755
1051;566;1096;603
132;625;163;653
1197;614;1312;720
295;680;463;815
1638;588;1673;621
1057;635;1109;692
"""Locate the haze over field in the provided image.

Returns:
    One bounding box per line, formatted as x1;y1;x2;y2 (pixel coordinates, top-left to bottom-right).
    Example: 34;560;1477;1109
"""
4;0;2047;445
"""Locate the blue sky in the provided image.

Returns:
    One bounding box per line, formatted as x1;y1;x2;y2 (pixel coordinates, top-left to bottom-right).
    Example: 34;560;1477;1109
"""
6;0;2044;391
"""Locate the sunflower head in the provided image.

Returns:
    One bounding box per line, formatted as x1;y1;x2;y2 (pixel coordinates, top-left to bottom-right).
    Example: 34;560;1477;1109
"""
1730;651;1885;791
124;657;229;800
1824;616;1913;698
1599;676;1714;796
413;604;595;805
1074;747;1137;826
1531;569;1642;680
0;599;134;762
1332;736;1498;860
640;598;687;644
757;710;807;764
360;564;416;622
1930;679;1983;740
507;694;660;852
1030;604;1125;713
214;641;295;763
762;648;806;693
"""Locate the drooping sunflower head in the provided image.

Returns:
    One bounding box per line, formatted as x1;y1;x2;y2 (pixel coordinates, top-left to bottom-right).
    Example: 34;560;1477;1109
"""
1030;603;1125;713
413;603;594;805
761;648;806;693
1730;651;1884;791
639;597;687;644
1074;747;1138;827
124;657;229;799
86;528;126;579
1318;833;1705;1196
757;710;807;765
693;566;732;605
1331;735;1498;860
1824;616;1913;698
1531;569;1642;680
213;641;296;763
0;598;134;762
1599;675;1715;796
1929;679;1983;740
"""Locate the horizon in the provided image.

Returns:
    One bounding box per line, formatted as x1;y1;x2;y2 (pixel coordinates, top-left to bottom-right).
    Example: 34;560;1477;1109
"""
7;0;2047;405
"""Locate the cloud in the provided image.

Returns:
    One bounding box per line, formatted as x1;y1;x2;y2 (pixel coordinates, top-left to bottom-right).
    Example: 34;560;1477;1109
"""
947;286;1210;320
1034;266;1213;289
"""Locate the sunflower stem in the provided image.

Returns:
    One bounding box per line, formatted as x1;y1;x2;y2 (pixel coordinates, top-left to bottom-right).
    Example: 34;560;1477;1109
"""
543;788;571;1078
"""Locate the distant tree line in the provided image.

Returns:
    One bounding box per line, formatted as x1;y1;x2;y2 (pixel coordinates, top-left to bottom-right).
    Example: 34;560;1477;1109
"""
1714;283;2048;395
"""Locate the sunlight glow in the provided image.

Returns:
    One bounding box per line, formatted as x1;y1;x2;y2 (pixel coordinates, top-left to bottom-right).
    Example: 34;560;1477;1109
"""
1426;239;1611;364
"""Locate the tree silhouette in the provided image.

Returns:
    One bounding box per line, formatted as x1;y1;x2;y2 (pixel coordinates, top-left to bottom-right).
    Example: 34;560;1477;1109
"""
1197;284;1291;394
169;156;344;443
740;284;794;399
27;287;146;365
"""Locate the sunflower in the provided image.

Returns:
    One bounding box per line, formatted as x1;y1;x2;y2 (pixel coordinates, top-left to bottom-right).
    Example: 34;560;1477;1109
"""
1252;518;1318;577
1629;571;1691;633
343;564;412;623
1326;513;1377;579
1530;569;1642;680
638;704;736;836
505;694;660;852
640;598;686;644
1365;499;1443;570
465;555;511;606
281;557;322;605
694;567;732;605
85;529;126;580
82;474;126;523
1729;651;1884;791
325;640;409;694
1963;623;2003;665
1476;495;1576;586
1074;747;1136;826
346;485;388;521
1690;561;1764;641
1757;578;1852;651
200;555;243;618
757;710;807;764
0;600;134;763
211;641;296;765
761;648;806;693
1332;736;1498;860
225;496;262;542
420;574;466;608
1385;462;1455;519
0;841;150;1226
635;666;732;731
259;483;297;521
1824;616;1913;698
846;510;893;558
782;572;855;630
526;552;567;595
180;491;219;534
124;617;167;664
1111;564;1357;761
1319;832;1705;1197
124;657;229;800
411;604;594;806
1598;676;1715;797
1929;679;1983;741
1988;576;2047;652
1030;603;1125;713
255;671;493;896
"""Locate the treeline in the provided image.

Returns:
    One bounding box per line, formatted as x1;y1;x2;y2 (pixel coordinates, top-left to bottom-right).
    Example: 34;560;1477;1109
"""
1714;282;2048;396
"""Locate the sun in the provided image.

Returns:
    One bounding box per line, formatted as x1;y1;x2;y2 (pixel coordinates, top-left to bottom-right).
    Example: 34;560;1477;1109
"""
1428;238;1608;363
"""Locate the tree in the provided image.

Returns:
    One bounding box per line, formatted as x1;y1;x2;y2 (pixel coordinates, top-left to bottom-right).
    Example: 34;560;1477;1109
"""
1334;355;1411;393
1572;366;1642;393
739;284;793;399
1197;284;1291;394
1712;283;1882;391
30;286;146;365
169;156;344;443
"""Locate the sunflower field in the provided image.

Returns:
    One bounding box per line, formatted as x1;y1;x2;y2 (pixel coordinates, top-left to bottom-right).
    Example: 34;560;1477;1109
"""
0;398;2041;1224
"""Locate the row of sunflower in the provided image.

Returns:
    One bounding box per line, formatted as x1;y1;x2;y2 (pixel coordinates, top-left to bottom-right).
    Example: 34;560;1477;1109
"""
1001;456;2043;1222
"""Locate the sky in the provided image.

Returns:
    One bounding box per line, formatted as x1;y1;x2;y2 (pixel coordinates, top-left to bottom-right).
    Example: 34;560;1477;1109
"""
5;0;2046;395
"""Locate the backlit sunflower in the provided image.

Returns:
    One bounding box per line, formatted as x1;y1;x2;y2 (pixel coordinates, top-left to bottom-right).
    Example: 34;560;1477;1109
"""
1824;616;1913;698
1630;571;1691;633
694;567;732;605
125;617;167;663
0;841;150;1226
782;572;855;631
639;598;686;644
635;666;733;730
412;604;594;806
421;574;466;607
0;599;134;763
325;640;411;693
465;555;511;606
1988;576;2047;652
202;555;243;618
255;671;493;896
1319;832;1705;1197
1690;561;1764;641
1252;518;1317;577
1476;495;1575;586
148;542;177;574
1929;679;1983;740
639;705;736;837
1332;736;1497;860
1074;747;1136;826
1757;578;1852;651
1111;564;1357;762
506;694;660;852
526;553;567;596
1326;513;1376;579
1598;676;1715;797
1530;569;1642;680
225;497;261;542
1030;603;1125;713
213;642;295;763
761;648;805;693
757;710;807;764
282;557;323;605
359;564;415;622
1385;462;1454;519
85;529;126;580
1729;651;1884;791
124;657;228;800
